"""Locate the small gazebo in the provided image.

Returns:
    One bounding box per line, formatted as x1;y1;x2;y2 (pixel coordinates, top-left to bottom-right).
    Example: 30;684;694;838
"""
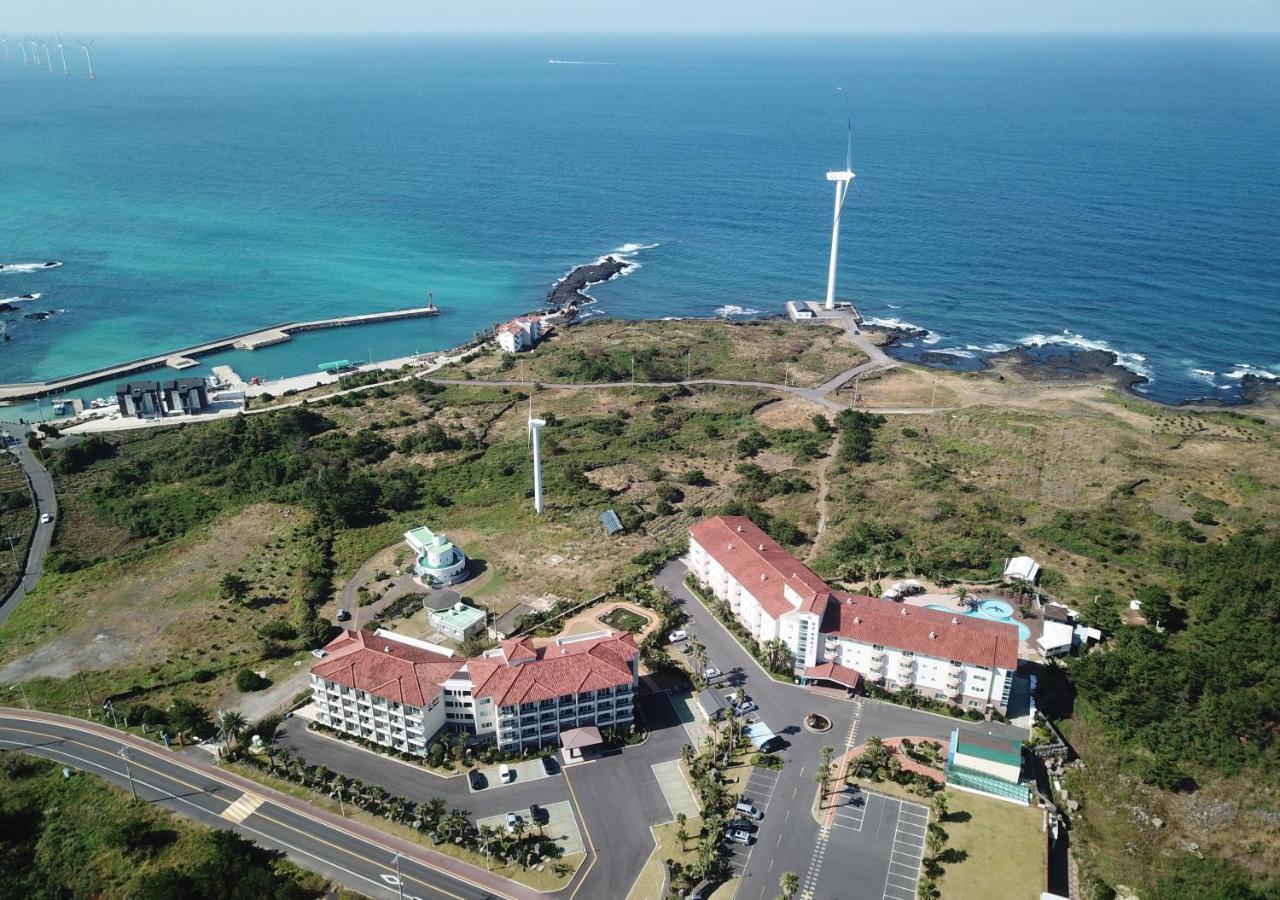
559;726;603;761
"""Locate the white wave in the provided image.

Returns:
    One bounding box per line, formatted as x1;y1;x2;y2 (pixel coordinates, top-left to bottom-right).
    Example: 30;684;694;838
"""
714;305;761;318
1223;363;1279;381
964;342;1014;354
863;316;937;345
1188;368;1217;383
929;347;976;359
0;261;61;273
1019;329;1153;378
887;304;902;309
0;293;41;303
548;59;616;65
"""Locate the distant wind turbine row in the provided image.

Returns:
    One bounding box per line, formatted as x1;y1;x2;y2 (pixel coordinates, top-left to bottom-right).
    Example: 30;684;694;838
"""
0;32;95;78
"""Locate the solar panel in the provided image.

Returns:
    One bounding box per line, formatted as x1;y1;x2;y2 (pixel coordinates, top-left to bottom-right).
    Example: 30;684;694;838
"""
600;509;624;535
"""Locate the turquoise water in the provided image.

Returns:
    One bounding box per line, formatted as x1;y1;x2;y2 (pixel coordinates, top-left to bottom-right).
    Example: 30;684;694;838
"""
925;600;1032;641
2;36;1278;409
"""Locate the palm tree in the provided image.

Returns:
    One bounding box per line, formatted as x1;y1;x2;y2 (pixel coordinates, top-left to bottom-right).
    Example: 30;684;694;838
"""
676;826;689;851
422;796;447;828
866;734;884;754
815;763;831;808
953;585;970;608
681;743;695;767
780;871;800;900
215;709;247;754
931;791;950;822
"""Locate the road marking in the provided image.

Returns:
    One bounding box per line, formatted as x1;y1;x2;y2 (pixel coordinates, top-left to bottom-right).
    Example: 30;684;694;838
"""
880;797;928;900
0;724;489;900
220;790;265;824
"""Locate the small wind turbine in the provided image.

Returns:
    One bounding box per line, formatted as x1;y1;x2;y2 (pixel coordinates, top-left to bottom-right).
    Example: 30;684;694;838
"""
40;38;53;73
77;38;95;80
527;399;547;515
55;32;69;76
1;34;10;65
18;36;28;67
824;87;856;312
28;37;40;70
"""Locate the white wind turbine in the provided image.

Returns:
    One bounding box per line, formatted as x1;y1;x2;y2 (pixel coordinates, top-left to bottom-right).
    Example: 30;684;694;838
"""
39;38;53;73
527;400;547;515
77;38;95;80
55;32;69;76
28;37;41;70
824;87;857;311
18;35;29;67
1;34;9;65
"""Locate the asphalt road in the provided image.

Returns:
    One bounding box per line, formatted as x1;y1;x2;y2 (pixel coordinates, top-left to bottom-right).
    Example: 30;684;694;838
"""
0;433;57;627
0;708;537;900
654;559;1024;900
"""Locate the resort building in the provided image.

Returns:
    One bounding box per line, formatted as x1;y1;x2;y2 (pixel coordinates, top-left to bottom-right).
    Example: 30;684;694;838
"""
944;728;1030;805
1003;555;1041;584
688;516;1020;713
496;315;543;353
309;627;638;754
405;526;468;586
429;601;487;641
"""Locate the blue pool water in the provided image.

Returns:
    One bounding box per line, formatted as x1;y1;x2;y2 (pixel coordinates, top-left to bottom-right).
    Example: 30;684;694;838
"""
926;600;1031;641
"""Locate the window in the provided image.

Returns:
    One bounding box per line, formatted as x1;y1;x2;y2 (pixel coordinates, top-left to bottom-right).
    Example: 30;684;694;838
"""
872;644;885;652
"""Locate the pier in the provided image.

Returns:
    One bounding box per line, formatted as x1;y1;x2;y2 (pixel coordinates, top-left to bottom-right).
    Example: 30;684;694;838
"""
0;305;440;404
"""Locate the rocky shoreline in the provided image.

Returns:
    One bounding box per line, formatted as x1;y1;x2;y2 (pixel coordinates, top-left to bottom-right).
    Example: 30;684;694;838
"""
545;255;632;319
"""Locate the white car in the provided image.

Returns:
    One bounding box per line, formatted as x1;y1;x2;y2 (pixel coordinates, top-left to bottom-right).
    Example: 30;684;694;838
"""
505;812;523;833
40;512;53;524
725;827;753;845
310;648;327;659
499;764;515;783
704;667;721;679
668;630;688;643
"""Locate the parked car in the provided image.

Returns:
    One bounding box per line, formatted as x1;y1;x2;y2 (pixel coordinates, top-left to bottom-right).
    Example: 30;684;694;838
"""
530;804;550;826
734;800;764;821
469;769;487;790
505;812;523;833
499;764;515;783
704;667;721;679
724;827;753;845
668;630;688;643
40;512;53;524
733;700;757;715
726;817;757;832
541;756;558;776
335;608;351;622
310;648;327;659
681;643;695;654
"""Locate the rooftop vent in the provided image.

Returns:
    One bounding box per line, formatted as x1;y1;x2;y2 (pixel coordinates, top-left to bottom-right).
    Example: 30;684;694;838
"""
759;544;765;551
900;608;908;616
760;573;767;581
952;617;960;625
736;525;744;533
929;631;937;640
853;616;861;625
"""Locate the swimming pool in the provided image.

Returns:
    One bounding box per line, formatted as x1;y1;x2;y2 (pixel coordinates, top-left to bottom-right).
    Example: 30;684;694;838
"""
926;599;1032;641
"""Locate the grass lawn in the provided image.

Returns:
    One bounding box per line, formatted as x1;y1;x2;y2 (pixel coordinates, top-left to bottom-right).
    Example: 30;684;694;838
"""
599;605;651;633
936;791;1045;900
226;763;582;892
627;817;706;900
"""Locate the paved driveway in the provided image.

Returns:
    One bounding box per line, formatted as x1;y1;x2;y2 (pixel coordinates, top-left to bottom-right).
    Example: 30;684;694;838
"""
0;434;58;627
816;790;927;900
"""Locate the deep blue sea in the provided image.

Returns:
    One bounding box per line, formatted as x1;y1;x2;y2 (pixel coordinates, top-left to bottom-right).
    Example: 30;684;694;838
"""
2;36;1278;409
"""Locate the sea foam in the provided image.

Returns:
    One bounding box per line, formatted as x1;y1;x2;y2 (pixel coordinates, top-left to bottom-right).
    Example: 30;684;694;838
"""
1019;330;1153;379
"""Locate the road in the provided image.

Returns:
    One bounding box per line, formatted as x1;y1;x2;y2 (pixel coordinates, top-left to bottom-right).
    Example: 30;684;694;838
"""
0;708;534;900
654;559;1024;900
0;431;57;627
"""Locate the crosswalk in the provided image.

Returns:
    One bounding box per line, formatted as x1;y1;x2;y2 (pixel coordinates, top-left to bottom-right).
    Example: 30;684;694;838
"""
220;790;265;824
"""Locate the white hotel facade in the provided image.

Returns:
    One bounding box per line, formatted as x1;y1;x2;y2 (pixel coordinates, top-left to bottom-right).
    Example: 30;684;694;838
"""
689;516;1019;712
310;628;639;755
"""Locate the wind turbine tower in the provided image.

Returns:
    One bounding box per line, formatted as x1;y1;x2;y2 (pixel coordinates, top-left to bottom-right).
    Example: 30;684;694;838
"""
1;35;9;65
40;39;53;73
18;36;28;67
55;33;69;76
528;402;547;515
28;37;40;70
77;39;95;80
823;96;856;311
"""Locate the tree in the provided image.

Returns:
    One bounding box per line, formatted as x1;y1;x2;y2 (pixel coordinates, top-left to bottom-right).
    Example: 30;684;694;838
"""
681;743;695;767
952;585;969;607
676;826;689;851
930;791;950;822
815;763;831;807
215;709;247;753
235;669;269;692
779;871;801;900
1136;583;1176;631
168;699;211;738
219;573;251;605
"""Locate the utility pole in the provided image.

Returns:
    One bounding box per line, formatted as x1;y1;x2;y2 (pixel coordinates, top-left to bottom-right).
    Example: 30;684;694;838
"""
686;350;692;381
118;746;138;801
78;672;94;714
631;356;636;384
4;534;18;569
390;852;405;900
931;379;938;409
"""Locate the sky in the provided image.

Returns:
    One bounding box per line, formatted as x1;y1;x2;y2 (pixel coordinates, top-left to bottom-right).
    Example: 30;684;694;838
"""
5;0;1280;35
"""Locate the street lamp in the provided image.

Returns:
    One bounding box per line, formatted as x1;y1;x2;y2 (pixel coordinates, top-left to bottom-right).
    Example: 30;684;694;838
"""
389;852;405;900
118;746;138;801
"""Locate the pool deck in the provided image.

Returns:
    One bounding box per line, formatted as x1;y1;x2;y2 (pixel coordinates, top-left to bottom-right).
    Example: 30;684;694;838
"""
905;593;1041;654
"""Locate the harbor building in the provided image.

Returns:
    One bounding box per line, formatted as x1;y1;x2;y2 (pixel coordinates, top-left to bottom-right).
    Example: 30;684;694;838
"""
115;377;211;419
496;315;543;353
309;628;638;754
688;516;1020;713
405;526;469;586
161;377;210;414
114;381;164;418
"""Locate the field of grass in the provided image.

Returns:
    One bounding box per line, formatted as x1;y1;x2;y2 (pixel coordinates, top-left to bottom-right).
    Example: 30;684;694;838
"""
626;817;706;900
935;791;1046;900
600;605;651;632
433;318;868;388
0;450;34;596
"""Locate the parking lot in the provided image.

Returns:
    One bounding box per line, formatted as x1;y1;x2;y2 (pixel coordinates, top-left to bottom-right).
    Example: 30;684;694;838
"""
468;757;554;793
475;799;585;856
816;790;927;900
722;765;782;876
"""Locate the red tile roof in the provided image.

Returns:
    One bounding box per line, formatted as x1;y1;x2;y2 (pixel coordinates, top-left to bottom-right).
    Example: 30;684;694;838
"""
804;662;863;690
689;516;833;620
469;632;639;708
311;630;464;708
823;594;1020;670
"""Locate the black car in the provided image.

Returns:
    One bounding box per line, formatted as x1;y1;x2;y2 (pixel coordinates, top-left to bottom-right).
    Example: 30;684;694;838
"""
336;608;351;622
530;803;550;826
469;769;487;790
541;756;558;776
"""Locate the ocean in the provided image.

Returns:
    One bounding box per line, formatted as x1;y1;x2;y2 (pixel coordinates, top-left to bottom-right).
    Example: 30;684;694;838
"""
2;35;1278;408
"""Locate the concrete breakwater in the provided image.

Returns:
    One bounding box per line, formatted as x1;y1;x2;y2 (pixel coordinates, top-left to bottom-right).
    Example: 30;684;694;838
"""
0;305;440;404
